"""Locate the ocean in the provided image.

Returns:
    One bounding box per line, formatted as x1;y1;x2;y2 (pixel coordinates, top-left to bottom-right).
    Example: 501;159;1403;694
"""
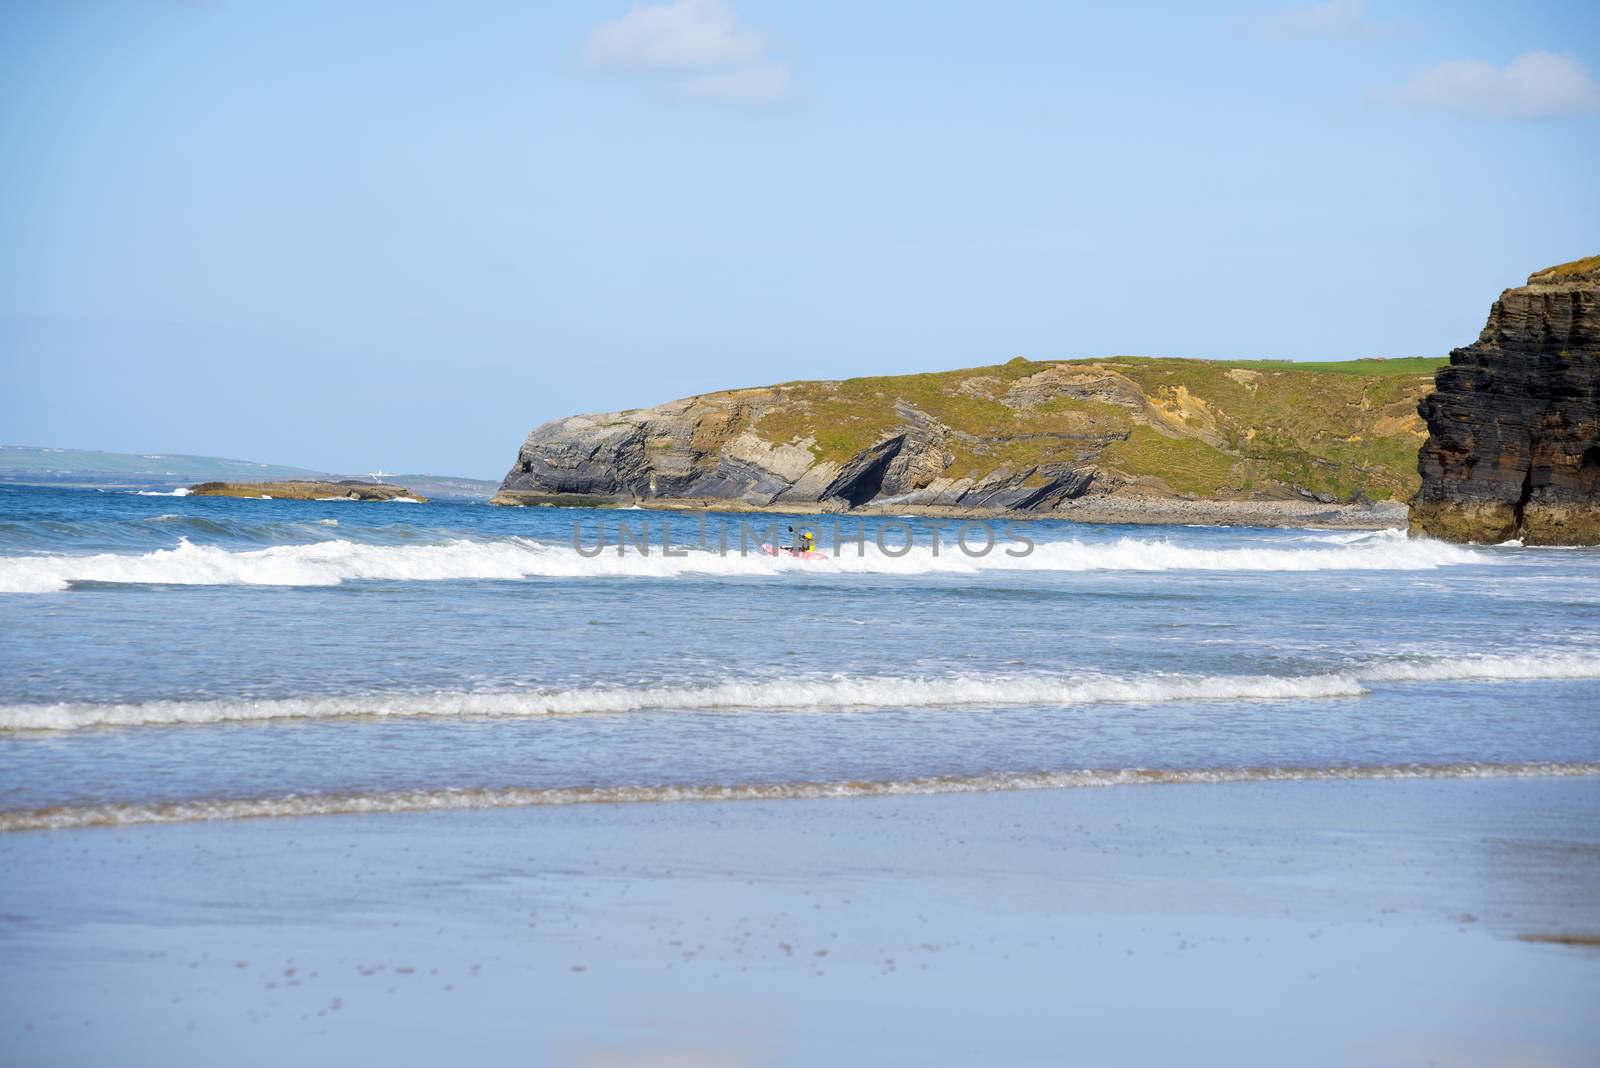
2;483;1598;827
5;483;1600;1064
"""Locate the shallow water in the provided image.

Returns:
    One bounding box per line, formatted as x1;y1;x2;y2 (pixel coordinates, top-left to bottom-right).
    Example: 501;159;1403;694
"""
2;484;1598;828
4;779;1599;1067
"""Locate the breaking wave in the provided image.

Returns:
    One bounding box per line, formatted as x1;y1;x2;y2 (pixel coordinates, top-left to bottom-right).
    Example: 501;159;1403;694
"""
5;761;1595;832
0;530;1490;593
3;651;1595;731
1295;528;1407;545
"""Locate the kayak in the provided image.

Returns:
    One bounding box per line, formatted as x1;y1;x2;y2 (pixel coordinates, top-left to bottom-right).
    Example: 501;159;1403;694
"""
760;543;829;561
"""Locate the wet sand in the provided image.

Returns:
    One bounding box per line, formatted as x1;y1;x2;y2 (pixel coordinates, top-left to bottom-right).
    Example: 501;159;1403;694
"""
2;776;1598;1066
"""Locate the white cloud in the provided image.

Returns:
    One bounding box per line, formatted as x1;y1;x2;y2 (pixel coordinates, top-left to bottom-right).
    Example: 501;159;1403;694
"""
1373;51;1600;119
583;0;793;108
585;0;761;73
1265;0;1378;39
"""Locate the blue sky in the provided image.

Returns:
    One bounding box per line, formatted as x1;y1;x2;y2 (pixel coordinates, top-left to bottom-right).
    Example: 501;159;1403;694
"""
2;1;1597;479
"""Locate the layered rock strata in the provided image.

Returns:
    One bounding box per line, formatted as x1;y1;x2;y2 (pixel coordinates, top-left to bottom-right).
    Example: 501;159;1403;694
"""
1410;257;1600;545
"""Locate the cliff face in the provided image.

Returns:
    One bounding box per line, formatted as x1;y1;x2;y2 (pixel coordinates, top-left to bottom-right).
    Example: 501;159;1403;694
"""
496;356;1441;514
1410;257;1600;545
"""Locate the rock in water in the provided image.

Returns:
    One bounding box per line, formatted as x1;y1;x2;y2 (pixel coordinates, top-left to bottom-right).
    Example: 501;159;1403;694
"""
186;480;426;502
1410;257;1600;545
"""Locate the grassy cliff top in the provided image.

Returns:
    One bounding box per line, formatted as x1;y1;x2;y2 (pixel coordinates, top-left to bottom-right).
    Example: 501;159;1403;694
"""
1161;356;1447;376
742;355;1445;503
1529;255;1600;283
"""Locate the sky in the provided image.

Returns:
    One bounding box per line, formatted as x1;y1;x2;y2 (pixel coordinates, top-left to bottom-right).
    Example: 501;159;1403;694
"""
2;0;1598;479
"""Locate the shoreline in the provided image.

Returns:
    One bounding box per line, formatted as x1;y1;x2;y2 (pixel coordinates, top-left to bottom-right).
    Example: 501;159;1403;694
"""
8;762;1594;833
489;492;1410;530
3;777;1596;1065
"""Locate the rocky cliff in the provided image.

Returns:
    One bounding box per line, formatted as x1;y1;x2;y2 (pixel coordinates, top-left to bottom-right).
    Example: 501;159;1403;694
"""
1410;256;1600;545
495;356;1441;517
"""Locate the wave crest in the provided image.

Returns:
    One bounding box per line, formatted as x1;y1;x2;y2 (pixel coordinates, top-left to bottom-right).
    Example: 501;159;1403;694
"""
4;652;1596;731
5;762;1595;832
0;529;1489;593
0;671;1367;730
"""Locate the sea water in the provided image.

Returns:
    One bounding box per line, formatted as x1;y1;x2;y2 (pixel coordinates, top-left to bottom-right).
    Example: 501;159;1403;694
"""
2;484;1598;831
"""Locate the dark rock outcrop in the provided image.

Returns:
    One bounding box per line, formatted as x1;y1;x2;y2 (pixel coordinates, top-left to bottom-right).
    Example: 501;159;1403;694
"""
187;480;427;502
1410;257;1600;545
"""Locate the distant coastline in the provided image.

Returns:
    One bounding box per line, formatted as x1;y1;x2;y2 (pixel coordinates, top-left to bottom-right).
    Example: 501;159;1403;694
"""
0;446;497;502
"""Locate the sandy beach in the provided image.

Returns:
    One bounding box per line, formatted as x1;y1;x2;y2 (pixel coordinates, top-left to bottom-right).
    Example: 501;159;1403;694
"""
3;776;1597;1067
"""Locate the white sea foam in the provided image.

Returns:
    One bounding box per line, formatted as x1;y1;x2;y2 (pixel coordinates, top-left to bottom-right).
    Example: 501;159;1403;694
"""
5;761;1595;832
5;651;1597;731
0;672;1368;730
1357;652;1600;683
133;487;191;497
1009;534;1479;572
1297;528;1406;545
0;538;561;593
0;530;1491;593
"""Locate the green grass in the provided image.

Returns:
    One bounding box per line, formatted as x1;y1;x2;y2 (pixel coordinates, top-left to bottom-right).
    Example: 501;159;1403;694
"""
1214;356;1447;376
1532;255;1600;280
1101;426;1238;496
1095;355;1448;377
747;354;1440;501
755;358;1068;465
1102;358;1436;499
